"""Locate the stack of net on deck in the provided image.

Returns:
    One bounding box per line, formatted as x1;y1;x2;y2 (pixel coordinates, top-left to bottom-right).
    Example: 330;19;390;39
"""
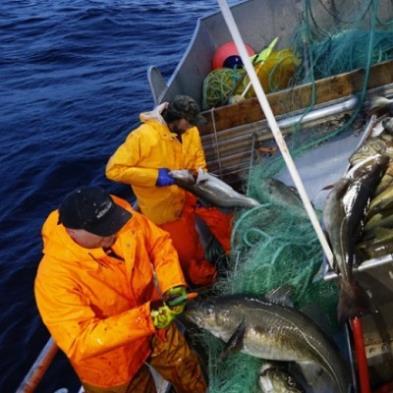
197;1;393;392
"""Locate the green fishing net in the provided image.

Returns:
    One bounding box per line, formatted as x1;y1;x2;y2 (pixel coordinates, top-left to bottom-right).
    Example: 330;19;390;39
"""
196;156;339;393
195;1;393;391
202;68;246;110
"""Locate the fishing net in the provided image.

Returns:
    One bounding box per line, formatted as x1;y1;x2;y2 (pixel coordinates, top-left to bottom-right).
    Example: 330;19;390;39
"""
196;156;339;393
202;49;299;109
195;0;393;392
202;68;245;110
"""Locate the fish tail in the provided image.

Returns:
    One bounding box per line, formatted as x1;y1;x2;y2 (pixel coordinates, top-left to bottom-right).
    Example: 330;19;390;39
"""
337;279;370;324
368;96;392;113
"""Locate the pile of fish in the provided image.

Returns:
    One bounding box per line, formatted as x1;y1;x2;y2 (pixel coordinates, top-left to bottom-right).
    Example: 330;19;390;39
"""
185;293;351;393
352;122;393;260
323;105;393;322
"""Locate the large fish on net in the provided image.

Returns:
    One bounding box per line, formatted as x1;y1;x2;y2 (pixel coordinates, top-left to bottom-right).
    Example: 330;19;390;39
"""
323;154;388;322
259;177;304;212
185;295;351;393
169;168;260;209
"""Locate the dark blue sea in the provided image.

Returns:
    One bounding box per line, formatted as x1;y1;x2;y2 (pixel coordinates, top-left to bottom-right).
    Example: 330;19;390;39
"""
0;1;237;392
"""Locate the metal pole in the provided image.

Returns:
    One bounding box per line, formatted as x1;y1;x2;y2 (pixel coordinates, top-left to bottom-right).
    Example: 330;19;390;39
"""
217;0;335;268
16;338;58;393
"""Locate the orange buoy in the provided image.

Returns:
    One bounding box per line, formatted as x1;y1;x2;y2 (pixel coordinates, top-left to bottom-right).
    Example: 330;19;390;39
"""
212;41;255;70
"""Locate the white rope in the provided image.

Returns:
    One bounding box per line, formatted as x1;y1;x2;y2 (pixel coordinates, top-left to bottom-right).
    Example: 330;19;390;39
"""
210;107;224;176
217;0;335;268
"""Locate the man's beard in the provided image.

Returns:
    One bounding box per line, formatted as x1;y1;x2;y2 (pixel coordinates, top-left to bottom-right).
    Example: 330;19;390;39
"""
170;124;184;135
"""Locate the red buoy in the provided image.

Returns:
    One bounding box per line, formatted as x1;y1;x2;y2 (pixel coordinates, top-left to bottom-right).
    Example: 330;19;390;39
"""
212;41;255;70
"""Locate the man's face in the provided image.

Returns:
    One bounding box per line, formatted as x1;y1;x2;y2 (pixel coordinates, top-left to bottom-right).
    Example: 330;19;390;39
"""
66;228;116;249
169;118;193;135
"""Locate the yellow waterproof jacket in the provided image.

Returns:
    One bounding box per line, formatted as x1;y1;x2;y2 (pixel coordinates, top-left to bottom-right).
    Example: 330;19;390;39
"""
106;107;207;225
34;197;186;388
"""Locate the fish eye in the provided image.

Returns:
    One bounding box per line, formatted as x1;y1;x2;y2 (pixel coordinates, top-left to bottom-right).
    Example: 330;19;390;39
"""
202;301;215;316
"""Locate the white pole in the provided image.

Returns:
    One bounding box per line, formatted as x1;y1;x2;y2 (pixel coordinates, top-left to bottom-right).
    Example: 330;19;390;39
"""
217;0;335;268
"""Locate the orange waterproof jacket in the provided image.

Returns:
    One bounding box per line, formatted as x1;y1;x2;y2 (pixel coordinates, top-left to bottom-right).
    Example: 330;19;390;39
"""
34;197;186;388
105;106;207;225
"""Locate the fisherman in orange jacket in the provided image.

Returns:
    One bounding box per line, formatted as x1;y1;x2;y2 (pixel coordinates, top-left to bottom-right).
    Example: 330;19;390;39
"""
105;95;232;287
34;186;206;393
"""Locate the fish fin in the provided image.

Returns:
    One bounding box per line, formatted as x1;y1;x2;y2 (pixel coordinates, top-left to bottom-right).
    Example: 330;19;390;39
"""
297;362;327;391
322;229;333;254
288;185;299;193
367;96;393;114
195;168;210;182
220;321;246;360
264;285;294;307
337;279;371;324
321;184;335;191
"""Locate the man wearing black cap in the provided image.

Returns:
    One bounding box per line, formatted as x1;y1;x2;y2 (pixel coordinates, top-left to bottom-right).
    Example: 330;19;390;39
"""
106;95;231;288
34;186;206;393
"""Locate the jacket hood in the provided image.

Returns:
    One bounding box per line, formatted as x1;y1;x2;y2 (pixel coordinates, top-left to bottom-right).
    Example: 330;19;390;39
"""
41;210;108;263
139;102;168;124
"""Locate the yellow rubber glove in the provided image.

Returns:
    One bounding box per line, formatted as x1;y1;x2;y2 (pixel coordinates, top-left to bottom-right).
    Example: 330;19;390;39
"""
163;286;188;315
150;300;176;329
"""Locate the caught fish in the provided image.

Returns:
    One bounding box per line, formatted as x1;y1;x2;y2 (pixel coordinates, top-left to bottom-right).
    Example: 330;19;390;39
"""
349;138;393;166
363;226;393;244
170;168;260;209
357;240;393;260
374;171;393;196
323;154;388;322
364;208;393;232
259;177;304;212
367;96;393;114
194;216;226;264
363;115;393;139
344;155;389;227
185;295;351;393
368;182;393;216
258;362;304;393
382;117;393;134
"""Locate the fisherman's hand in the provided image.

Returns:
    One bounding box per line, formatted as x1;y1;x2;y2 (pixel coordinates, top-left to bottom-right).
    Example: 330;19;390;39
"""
163;286;188;315
156;168;175;187
150;300;176;329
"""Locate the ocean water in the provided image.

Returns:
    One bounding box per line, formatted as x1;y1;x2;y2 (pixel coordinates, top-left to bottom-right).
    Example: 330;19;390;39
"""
0;1;237;392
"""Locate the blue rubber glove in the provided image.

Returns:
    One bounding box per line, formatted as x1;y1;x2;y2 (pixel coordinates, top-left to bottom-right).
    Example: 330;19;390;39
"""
156;168;175;187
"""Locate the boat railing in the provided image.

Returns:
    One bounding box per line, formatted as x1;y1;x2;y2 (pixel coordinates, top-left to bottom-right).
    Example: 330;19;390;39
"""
16;336;169;393
16;338;59;393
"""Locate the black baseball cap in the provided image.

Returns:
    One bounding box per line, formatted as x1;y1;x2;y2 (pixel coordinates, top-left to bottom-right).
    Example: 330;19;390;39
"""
166;95;207;126
58;187;132;236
